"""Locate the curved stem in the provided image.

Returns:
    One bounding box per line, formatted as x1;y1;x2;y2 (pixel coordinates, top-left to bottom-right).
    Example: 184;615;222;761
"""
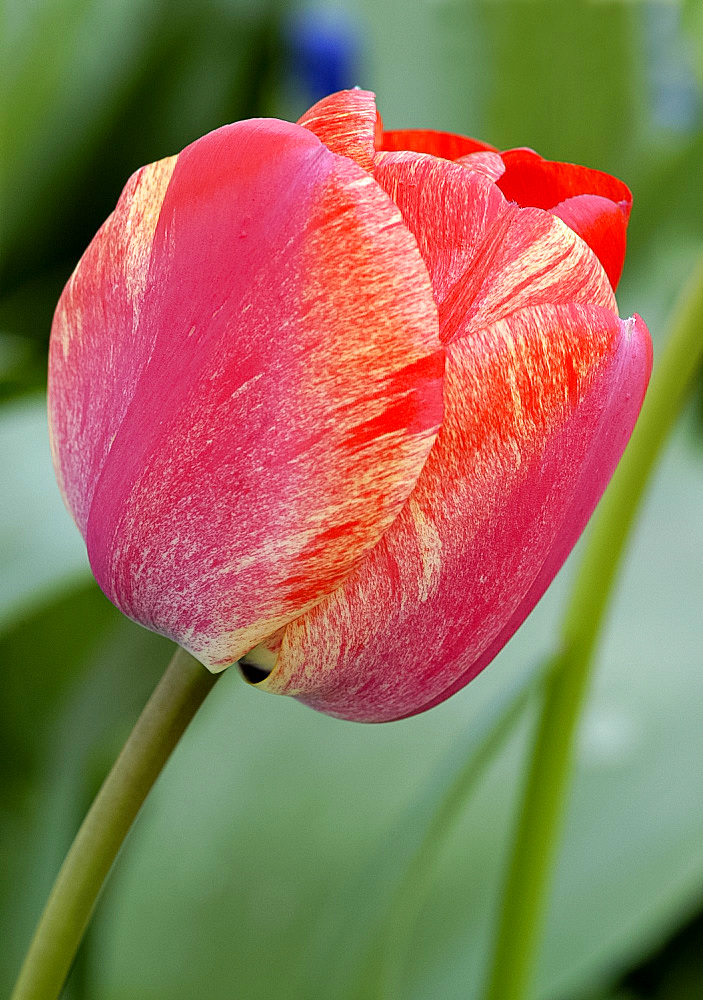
483;257;703;1000
11;645;220;1000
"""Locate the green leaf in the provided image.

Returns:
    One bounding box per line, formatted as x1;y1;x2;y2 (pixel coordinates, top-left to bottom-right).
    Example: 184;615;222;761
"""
0;594;169;998
0;395;90;631
55;420;701;1000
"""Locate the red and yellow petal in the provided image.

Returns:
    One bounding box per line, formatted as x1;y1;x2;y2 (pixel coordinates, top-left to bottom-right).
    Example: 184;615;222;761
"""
298;88;380;172
48;119;444;669
245;305;651;721
550;194;628;290
372;151;617;342
49;154;177;534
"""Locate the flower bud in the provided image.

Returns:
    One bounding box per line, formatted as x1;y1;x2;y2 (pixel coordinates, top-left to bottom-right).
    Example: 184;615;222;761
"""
49;90;651;722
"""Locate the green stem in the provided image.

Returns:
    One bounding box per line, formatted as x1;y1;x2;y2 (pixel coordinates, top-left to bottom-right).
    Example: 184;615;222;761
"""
483;257;703;1000
11;645;220;1000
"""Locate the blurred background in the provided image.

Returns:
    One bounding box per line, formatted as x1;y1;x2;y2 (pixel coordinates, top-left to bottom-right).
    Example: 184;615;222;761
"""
1;1;702;998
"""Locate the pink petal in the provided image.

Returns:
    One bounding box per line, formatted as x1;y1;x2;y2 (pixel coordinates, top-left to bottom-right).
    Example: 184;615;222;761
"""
48;119;444;669
373;151;617;341
414;314;652;715
550;194;628;291
247;305;650;721
49;155;177;534
298;88;380;172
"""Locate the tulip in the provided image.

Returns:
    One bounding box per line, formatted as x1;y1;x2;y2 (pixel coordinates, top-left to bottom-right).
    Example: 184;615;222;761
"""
48;89;651;723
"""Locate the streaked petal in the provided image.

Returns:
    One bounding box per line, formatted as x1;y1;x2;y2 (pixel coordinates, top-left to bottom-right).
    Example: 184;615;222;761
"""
456;150;506;182
247;305;651;721
49;155;177;534
550;193;628;291
49;120;443;669
373;151;506;308
373;151;617;342
297;88;380;171
414;313;652;715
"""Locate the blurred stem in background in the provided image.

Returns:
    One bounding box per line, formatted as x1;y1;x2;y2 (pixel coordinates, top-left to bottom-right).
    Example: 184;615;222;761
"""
483;256;703;1000
10;646;219;1000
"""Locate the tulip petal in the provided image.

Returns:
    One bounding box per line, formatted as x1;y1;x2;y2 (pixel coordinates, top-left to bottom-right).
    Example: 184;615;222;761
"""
379;129;496;159
413;313;652;715
498;148;632;216
456;150;506;182
496;149;631;288
49;120;444;669
373;151;617;340
550;194;628;291
49;155;177;534
250;304;651;721
297;88;380;171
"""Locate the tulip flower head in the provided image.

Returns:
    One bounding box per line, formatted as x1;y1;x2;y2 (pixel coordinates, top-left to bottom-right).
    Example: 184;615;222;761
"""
48;90;651;722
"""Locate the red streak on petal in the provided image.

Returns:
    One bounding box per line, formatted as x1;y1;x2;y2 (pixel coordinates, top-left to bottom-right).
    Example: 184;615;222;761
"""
257;305;651;721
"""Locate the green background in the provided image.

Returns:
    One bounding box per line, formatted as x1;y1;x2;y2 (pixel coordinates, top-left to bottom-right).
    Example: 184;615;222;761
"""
1;2;702;998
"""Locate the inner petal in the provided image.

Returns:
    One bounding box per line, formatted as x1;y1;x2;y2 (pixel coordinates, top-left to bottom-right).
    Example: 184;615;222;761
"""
373;150;617;346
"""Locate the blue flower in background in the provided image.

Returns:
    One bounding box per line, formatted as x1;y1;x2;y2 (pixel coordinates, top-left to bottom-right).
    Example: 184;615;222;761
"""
285;7;360;102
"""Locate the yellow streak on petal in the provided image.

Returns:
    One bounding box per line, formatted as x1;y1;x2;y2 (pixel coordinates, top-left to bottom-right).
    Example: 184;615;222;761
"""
407;496;442;603
123;155;177;316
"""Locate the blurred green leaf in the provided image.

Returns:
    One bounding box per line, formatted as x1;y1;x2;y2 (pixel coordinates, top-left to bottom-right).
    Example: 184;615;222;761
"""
1;0;280;312
0;590;170;998
356;656;546;999
0;394;89;630
479;1;642;174
682;0;703;89
3;2;703;998
46;419;695;1000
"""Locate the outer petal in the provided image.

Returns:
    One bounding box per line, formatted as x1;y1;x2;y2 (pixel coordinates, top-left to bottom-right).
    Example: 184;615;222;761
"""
297;88;380;171
48;119;444;669
246;305;651;721
372;151;617;338
550;194;628;290
49;155;177;534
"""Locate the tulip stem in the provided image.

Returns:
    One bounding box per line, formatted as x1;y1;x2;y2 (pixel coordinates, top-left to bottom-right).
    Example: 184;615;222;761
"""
10;645;220;1000
483;256;703;1000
